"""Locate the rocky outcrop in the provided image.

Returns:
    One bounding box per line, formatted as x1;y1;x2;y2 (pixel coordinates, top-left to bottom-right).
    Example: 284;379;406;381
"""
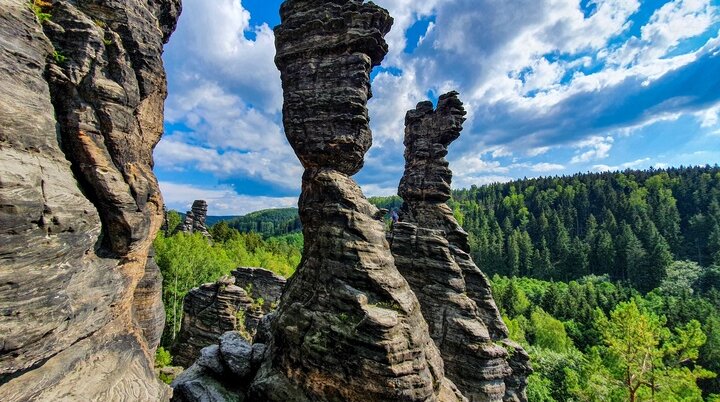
246;1;463;400
0;0;179;400
134;248;167;355
175;200;212;238
172;270;284;369
391;92;531;401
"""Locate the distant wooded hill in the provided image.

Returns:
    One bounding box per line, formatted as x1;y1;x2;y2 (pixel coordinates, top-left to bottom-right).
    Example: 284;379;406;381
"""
207;197;403;238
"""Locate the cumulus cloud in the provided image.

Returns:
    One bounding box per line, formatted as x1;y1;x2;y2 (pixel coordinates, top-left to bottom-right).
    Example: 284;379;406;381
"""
157;0;720;207
165;0;281;113
571;136;614;164
155;138;302;191
529;162;566;173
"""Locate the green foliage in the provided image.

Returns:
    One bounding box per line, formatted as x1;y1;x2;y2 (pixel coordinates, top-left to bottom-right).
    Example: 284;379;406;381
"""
369;195;403;211
453;166;720;289
52;50;66;64
29;0;52;23
222;208;301;237
526;373;555;402
495;274;719;399
662;260;704;296
212;198;402;238
529;308;574;352
155;346;172;368
166;210;182;233
154;228;301;346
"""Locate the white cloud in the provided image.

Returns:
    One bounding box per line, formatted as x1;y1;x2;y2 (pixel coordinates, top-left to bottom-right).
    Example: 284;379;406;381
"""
157;0;720;209
592;158;652;172
160;182;297;216
165;80;287;153
570;136;614;163
360;183;399;198
698;103;720;127
526;146;551;157
155;138;302;190
530;162;565;172
451;155;510;175
166;0;282;113
369;68;424;146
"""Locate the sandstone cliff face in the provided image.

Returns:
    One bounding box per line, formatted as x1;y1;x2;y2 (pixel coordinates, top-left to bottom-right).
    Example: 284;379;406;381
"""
391;92;531;401
172;276;253;369
0;0;179;400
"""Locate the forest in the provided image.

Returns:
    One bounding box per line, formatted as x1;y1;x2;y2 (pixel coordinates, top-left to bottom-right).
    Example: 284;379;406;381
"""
155;166;720;400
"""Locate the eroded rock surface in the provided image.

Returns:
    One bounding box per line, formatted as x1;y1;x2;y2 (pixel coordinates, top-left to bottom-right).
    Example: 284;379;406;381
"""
246;1;463;400
391;92;531;401
134;248;167;355
0;0;179;400
172;331;267;402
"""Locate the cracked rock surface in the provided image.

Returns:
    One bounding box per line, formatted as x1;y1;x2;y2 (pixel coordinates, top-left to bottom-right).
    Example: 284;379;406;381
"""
246;1;464;400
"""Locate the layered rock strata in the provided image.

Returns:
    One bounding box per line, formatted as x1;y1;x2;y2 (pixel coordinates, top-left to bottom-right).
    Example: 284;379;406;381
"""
175;200;212;238
172;271;284;368
243;1;463;400
391;92;531;401
0;0;179;400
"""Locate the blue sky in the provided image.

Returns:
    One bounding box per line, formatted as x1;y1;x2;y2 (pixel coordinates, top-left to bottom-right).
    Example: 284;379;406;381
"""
156;0;720;215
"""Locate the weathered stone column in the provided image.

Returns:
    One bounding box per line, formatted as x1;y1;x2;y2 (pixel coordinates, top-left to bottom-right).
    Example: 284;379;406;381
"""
392;92;531;401
248;1;464;400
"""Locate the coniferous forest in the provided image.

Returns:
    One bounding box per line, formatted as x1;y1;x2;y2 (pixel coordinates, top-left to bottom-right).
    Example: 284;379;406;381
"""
155;166;720;400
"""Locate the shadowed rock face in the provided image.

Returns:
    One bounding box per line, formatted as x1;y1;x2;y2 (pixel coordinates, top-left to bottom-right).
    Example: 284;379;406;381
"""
391;92;531;401
244;1;463;400
0;0;179;400
232;267;286;309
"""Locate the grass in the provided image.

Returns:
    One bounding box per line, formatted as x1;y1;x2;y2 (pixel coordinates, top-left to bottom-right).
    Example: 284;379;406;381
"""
52;50;66;64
